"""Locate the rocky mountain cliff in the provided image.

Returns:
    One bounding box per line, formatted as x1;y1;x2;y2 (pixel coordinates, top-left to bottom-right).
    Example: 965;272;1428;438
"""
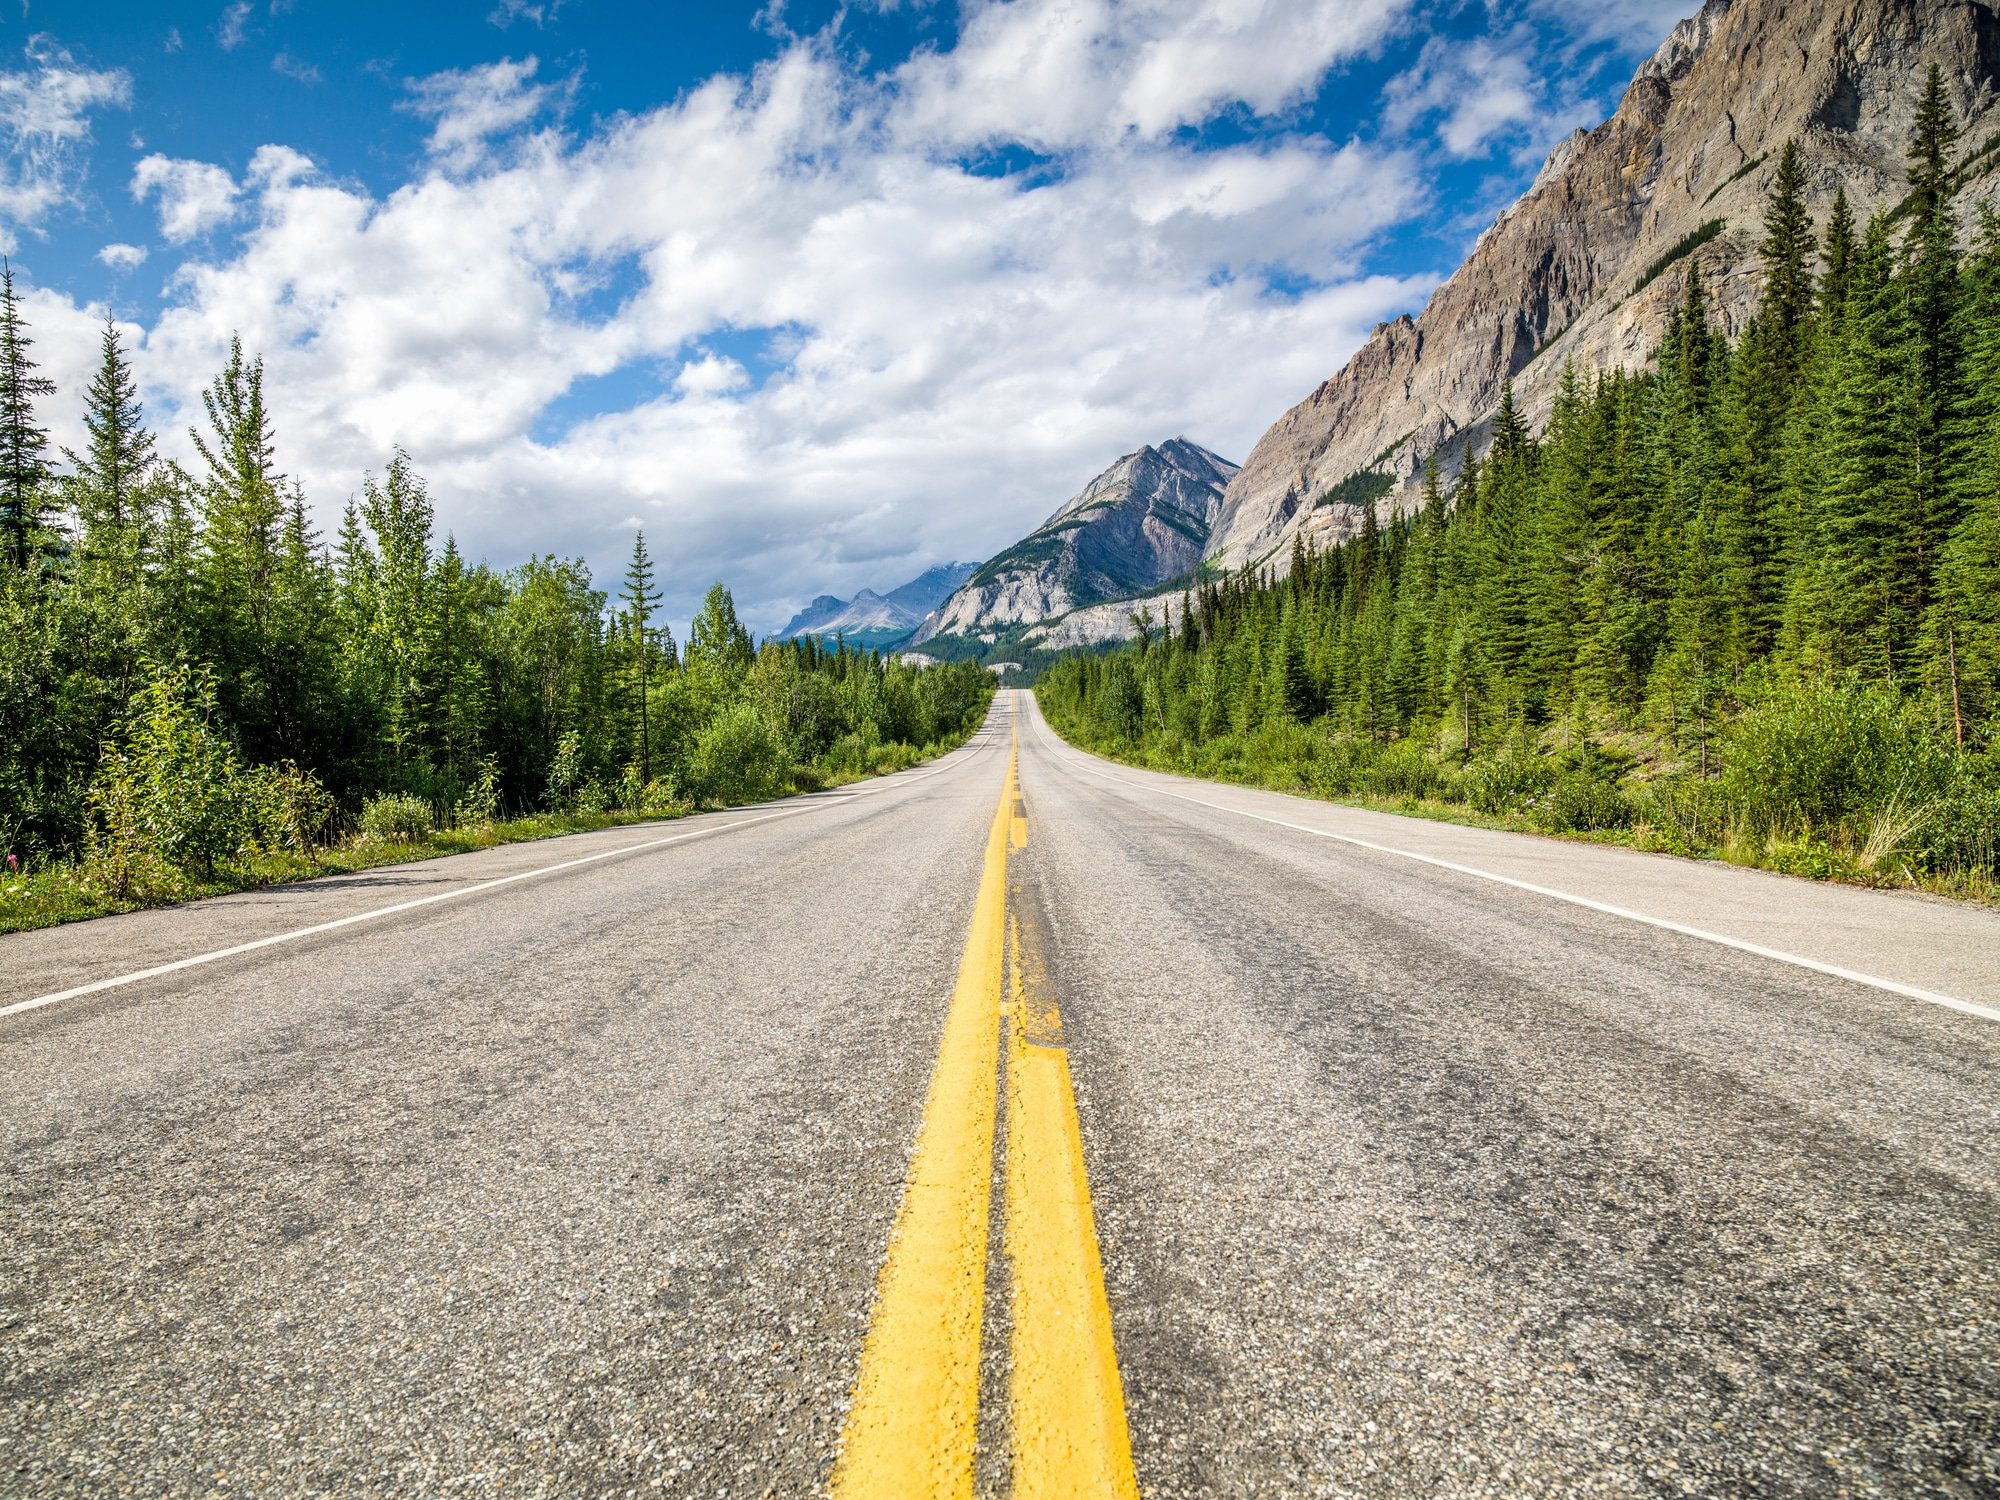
1210;0;2000;570
776;561;977;647
911;438;1238;645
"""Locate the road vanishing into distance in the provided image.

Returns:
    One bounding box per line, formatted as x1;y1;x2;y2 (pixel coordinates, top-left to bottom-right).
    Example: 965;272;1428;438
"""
5;690;1999;1498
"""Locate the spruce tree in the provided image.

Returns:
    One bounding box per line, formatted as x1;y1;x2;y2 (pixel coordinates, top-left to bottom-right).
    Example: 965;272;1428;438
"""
1819;188;1857;324
64;316;157;568
621;530;664;785
1757;140;1816;377
1819;213;1921;678
0;260;56;571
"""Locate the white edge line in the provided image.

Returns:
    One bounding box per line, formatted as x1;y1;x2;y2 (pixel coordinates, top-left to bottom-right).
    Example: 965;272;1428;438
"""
1023;706;1999;1026
2;726;1007;1022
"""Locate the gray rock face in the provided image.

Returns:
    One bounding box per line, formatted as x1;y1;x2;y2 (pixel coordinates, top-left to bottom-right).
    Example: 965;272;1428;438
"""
1209;0;2000;571
911;438;1238;645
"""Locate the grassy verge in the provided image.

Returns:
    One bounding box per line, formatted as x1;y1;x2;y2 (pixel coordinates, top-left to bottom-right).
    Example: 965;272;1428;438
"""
0;731;975;938
1040;713;2000;910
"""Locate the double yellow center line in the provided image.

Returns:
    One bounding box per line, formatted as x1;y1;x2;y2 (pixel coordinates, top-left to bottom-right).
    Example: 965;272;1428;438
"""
832;730;1137;1498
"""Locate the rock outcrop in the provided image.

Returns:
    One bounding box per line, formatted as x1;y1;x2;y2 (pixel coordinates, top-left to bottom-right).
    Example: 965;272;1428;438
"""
1209;0;2000;570
911;438;1237;645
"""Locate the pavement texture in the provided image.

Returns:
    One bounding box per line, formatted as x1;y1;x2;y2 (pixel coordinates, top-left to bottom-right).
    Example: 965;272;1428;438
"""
4;691;1998;1498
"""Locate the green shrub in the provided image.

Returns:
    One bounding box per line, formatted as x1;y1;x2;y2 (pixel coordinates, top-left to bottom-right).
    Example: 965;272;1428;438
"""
88;661;252;879
690;701;789;804
545;729;586;811
1459;749;1561;816
1527;773;1635;833
1719;681;1955;840
244;760;337;853
360;792;435;842
457;757;502;827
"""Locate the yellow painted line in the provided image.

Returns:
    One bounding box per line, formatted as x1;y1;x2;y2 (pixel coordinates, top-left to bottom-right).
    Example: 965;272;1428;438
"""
1004;843;1139;1497
832;739;1017;1498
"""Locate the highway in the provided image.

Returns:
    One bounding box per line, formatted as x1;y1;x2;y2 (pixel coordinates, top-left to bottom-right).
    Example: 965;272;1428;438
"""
4;689;1997;1497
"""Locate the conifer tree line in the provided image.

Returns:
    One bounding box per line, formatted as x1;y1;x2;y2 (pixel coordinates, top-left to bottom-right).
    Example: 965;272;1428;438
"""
0;297;991;865
1041;71;1999;880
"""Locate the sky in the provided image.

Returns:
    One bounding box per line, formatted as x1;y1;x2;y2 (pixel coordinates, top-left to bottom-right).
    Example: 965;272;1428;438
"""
1;0;1692;635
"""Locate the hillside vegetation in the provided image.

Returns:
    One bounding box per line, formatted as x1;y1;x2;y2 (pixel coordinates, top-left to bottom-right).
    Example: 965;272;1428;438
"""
1040;83;2000;898
0;308;992;929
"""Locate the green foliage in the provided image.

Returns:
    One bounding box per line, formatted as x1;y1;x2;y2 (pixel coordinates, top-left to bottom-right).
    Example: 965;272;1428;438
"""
690;699;788;805
1314;468;1395;512
1036;119;2000;894
1630;218;1728;298
360;791;436;842
0;325;994;923
85;660;335;890
1703;151;1770;207
1718;680;1953;838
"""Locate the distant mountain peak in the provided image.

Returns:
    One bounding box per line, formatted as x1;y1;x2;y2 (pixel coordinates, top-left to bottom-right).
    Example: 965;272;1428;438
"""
911;438;1238;646
775;561;979;647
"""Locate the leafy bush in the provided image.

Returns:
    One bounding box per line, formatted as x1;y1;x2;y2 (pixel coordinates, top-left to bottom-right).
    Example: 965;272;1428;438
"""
360;792;435;842
88;662;253;880
690;701;789;804
545;729;586;812
1526;773;1635;833
1719;681;1955;840
244;760;337;853
1458;748;1561;816
457;757;502;828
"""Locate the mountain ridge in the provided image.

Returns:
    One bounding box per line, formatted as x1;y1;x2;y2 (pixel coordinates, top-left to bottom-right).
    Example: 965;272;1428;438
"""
1210;0;2000;569
775;561;977;647
911;437;1238;646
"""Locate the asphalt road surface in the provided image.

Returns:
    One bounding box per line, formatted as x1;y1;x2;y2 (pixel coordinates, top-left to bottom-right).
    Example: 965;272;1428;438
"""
5;690;1998;1498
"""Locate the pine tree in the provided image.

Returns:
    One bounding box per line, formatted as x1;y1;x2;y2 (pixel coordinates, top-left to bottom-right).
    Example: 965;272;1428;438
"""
1819;188;1857;324
64;317;157;570
0;260;57;571
1759;139;1817;362
1818;213;1922;678
621;531;664;785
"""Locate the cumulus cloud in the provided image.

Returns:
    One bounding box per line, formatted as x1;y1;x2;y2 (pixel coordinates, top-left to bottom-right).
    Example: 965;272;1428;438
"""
97;241;147;270
1531;0;1701;52
403;56;558;172
45;6;1441;632
131;154;240;241
0;46;131;247
893;0;1411;151
1384;27;1608;169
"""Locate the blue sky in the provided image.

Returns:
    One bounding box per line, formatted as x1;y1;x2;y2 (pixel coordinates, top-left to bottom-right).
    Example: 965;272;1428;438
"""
2;0;1689;632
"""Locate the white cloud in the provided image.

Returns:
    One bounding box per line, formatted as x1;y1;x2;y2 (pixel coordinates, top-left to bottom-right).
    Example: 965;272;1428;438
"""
97;241;147;270
893;0;1411;151
40;9;1437;634
0;46;131;248
216;2;255;51
272;51;322;86
131;154;240;242
1529;0;1699;52
403;56;556;173
488;0;563;27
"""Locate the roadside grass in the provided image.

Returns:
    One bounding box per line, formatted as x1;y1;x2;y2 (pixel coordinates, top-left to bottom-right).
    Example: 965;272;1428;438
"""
0;733;971;938
1040;715;2000;910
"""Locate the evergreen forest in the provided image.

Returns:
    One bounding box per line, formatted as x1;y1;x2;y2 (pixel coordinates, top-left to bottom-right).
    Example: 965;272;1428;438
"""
0;300;992;923
1040;74;2000;891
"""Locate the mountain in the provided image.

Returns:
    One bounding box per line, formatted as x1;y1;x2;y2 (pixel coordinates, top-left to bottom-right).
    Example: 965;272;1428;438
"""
1209;0;2000;569
881;561;978;617
775;562;978;648
910;438;1238;646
